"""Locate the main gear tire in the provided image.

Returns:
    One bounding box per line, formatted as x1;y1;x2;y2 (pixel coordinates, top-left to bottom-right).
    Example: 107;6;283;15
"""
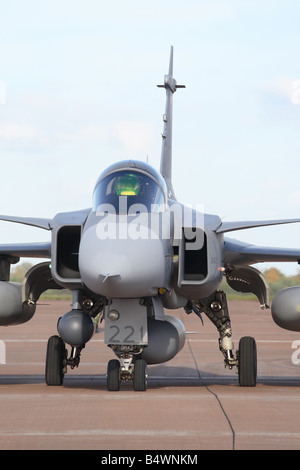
238;336;257;387
45;335;66;386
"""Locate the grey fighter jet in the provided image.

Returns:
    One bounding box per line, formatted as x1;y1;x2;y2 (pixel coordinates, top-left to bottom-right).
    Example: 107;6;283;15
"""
0;47;300;390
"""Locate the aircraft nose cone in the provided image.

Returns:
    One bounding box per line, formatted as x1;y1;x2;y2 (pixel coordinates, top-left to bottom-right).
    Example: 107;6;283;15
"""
78;224;168;298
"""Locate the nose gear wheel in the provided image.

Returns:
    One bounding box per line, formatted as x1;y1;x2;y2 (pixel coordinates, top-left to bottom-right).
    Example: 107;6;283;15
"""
106;345;148;391
133;359;148;391
107;359;121;391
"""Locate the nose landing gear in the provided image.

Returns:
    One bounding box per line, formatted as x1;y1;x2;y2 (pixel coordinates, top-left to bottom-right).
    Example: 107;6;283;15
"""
107;346;148;391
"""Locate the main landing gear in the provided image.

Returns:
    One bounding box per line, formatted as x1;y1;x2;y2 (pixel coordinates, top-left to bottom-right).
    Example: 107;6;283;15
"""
187;290;257;387
107;346;148;391
45;335;83;386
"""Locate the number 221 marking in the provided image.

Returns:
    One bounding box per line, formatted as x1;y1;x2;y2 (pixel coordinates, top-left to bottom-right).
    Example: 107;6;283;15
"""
108;325;145;343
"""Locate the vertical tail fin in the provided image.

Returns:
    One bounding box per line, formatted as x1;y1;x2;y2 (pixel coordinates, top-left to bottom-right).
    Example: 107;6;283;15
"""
157;46;185;200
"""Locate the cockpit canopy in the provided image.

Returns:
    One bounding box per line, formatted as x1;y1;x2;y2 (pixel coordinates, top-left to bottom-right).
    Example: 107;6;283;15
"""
93;162;167;214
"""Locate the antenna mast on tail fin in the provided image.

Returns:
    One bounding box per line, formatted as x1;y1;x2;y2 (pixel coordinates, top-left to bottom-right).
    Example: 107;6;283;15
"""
157;46;185;200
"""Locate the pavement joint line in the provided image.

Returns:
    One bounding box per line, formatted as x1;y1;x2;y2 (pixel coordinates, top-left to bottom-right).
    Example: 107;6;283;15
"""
0;429;232;437
185;337;236;450
1;430;300;438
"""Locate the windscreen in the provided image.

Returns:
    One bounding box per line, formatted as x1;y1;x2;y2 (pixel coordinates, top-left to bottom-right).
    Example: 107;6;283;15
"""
93;170;166;214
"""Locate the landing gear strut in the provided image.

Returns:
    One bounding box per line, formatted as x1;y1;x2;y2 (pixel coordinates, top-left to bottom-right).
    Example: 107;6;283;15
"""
187;291;257;387
107;346;148;391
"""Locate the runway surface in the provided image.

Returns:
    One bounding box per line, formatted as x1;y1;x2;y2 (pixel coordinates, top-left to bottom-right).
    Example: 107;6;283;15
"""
1;299;300;450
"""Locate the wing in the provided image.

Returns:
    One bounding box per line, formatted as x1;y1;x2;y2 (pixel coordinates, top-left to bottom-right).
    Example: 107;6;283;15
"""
0;209;91;260
0;215;52;230
215;217;300;266
0;242;51;259
0;215;52;260
224;237;300;266
216;218;300;234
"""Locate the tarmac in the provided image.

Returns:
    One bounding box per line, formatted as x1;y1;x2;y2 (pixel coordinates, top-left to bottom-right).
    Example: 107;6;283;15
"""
0;299;300;451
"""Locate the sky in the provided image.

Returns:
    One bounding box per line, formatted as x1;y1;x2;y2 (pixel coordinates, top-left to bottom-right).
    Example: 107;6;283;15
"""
0;0;300;275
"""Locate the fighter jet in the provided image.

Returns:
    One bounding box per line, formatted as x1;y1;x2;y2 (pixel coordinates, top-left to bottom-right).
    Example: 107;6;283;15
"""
0;46;300;391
